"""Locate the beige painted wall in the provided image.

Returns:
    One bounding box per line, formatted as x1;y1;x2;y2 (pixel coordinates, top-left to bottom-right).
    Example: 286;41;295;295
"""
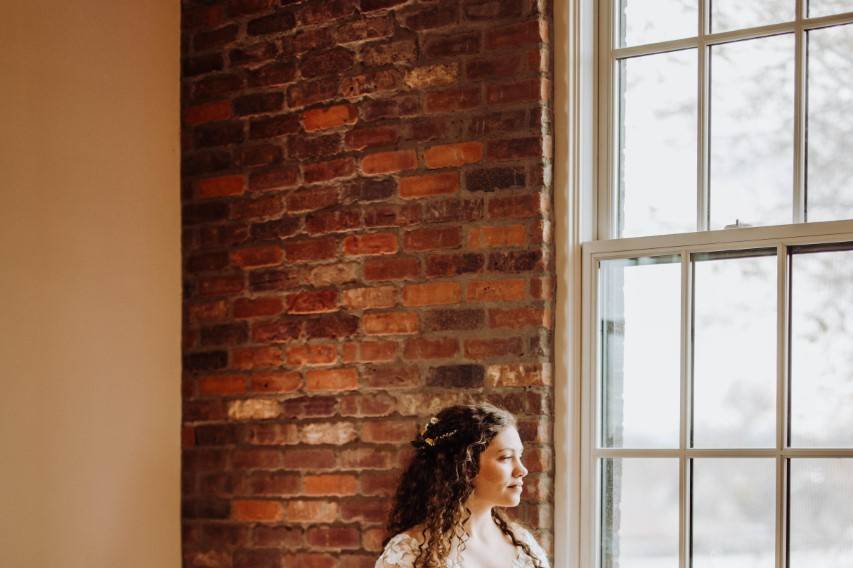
0;1;181;566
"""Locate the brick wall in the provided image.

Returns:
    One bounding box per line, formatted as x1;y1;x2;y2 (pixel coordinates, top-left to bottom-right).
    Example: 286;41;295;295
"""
180;1;554;566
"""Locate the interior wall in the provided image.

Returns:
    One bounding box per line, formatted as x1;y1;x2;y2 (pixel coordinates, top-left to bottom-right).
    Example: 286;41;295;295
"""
0;2;181;567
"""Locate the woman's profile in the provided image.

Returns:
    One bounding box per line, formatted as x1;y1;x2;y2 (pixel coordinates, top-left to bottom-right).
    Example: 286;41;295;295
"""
375;403;549;568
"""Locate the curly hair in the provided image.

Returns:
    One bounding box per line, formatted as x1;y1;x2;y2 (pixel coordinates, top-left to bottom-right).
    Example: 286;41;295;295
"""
383;403;544;568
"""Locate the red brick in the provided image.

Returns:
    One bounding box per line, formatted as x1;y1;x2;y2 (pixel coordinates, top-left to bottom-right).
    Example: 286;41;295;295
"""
339;68;401;98
466;54;522;80
250;371;302;393
198;374;247;396
237;143;282;167
232;448;283;470
399;172;459;199
356;340;397;362
298;0;357;25
363;256;420;281
305;208;360;235
361;420;416;443
232;346;283;369
301;47;355;79
305;368;359;392
303;157;356;184
231;245;283;268
198;274;244;296
343;233;398;256
305;313;360;339
485;363;550;387
234;296;284;318
232;500;284;522
424;141;483;169
402;282;461;306
188;299;229;322
247;11;296;36
286;500;338;523
488;193;541;219
487;136;543;160
193;175;246;199
286;289;339;314
341;286;396;310
251;319;302;342
403;226;462;250
184;100;232;125
306;526;361;549
303;475;359;497
302;104;358;131
489;306;545;328
424;86;481;113
246;471;301;496
286;344;338;366
361;38;417;67
486;78;545;105
339;448;394;469
281;396;339;419
230;194;284;220
468;224;527;248
464;337;524;358
335;15;394;43
424;30;480;57
284;238;337;262
233;91;285;116
183;4;225;29
249;112;300;139
361;365;421;389
249;165;300;192
287;186;339;212
288;76;340;109
467;279;527;302
283;448;337;470
403;337;459;359
425;253;484;277
361;150;417;175
344;125;399;150
486;20;546;49
362;311;418;335
282;553;336;568
360;95;419;121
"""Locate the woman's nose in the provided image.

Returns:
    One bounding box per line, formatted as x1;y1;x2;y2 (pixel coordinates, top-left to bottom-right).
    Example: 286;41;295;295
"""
514;460;528;478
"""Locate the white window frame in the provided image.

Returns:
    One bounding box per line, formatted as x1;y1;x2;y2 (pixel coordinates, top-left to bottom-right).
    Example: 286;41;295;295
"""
554;2;853;567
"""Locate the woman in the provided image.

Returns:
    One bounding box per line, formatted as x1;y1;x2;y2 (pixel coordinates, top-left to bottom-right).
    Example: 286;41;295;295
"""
375;403;549;568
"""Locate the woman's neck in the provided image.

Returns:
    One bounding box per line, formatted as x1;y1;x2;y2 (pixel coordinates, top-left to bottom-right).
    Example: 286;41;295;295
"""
463;497;498;540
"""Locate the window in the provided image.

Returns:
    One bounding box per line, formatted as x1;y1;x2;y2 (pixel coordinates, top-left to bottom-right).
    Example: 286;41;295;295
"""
576;2;853;567
597;0;853;238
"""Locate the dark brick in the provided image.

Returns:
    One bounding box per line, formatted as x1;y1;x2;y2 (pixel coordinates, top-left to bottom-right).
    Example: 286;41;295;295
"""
187;251;230;273
288;76;339;108
426;253;485;277
184;351;228;372
247;11;297;36
465;167;526;192
301;47;356;79
235;143;283;167
193;73;243;101
234;549;280;568
226;0;277;17
298;0;357;25
306;208;361;234
288;134;342;160
250;113;300;139
251;217;301;240
488;250;542;272
201;323;250;346
335;15;395;43
281;396;338;418
229;42;278;66
194;121;244;148
194;25;239;51
194;424;239;446
404;3;458;30
342;178;396;203
305;313;360;339
182;498;230;520
251;319;303;342
233;92;284;116
423;308;485;331
463;0;524;21
360;0;407;11
248;62;297;87
426;364;485;388
184;201;229;225
424;31;481;58
339;69;401;98
230;194;285;221
183;150;232;176
249;165;300;191
183;53;224;77
419;198;484;224
360;95;419;121
361;38;418;67
487;137;542;160
467;109;528;137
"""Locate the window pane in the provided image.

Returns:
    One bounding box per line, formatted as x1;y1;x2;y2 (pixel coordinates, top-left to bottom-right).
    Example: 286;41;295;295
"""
806;24;853;222
692;251;776;448
789;459;853;567
618;50;697;237
711;0;795;33
790;248;853;447
618;0;698;47
809;0;853;17
710;35;795;229
691;459;775;567
600;257;681;448
600;458;679;568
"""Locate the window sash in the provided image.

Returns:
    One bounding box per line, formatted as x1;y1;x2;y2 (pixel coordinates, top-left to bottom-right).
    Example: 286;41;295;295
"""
597;1;853;239
580;219;853;568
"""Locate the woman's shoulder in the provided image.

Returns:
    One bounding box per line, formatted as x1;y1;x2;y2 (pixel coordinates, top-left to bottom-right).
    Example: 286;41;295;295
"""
509;523;550;568
374;529;423;568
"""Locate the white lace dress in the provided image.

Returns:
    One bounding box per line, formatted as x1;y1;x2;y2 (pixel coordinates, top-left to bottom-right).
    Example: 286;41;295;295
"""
375;526;550;568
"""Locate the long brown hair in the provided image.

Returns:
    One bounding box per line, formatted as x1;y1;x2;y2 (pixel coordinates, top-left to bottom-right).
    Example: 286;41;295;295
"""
384;403;544;568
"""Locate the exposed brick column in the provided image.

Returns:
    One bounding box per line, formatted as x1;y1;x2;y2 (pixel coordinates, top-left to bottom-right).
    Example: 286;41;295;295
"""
181;1;555;566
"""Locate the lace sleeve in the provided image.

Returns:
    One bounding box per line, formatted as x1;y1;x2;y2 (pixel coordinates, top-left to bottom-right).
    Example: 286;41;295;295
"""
514;525;551;568
375;533;420;568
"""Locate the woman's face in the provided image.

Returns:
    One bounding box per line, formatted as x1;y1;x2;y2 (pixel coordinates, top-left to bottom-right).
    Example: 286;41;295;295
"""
471;426;528;507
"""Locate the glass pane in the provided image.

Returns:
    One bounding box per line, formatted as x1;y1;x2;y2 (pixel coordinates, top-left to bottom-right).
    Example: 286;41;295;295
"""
710;35;795;229
618;50;698;237
600;257;681;448
790;459;853;567
809;0;853;17
601;458;679;568
790;248;853;447
618;0;698;47
691;459;775;568
711;0;795;33
806;24;853;222
692;251;776;448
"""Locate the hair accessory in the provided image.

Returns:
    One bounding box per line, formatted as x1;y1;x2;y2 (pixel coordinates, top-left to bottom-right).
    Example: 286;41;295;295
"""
419;416;456;447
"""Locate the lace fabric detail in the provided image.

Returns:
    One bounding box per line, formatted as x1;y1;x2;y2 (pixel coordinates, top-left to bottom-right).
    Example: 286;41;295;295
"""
374;526;549;568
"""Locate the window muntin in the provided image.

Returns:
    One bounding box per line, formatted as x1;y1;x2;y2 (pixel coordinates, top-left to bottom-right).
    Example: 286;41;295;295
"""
602;2;853;238
584;226;853;568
